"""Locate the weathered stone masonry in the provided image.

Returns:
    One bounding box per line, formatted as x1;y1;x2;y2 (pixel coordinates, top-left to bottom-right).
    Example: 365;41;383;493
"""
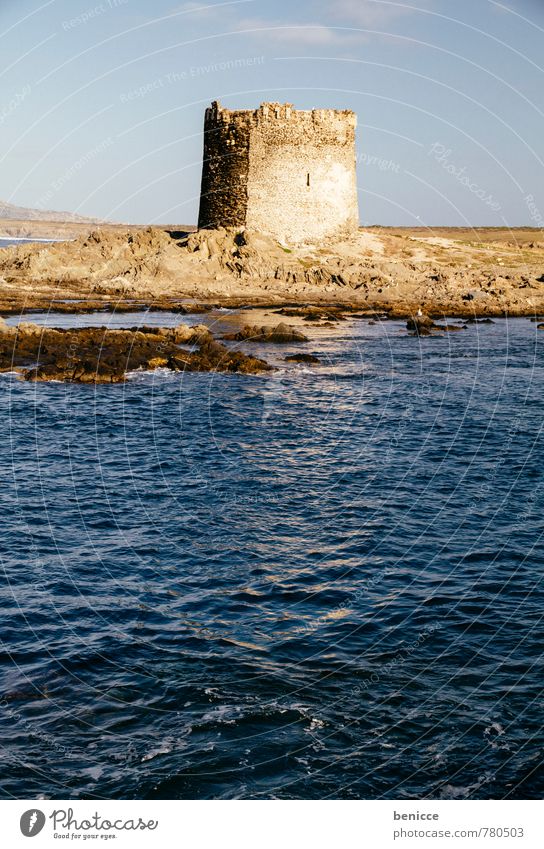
198;101;359;244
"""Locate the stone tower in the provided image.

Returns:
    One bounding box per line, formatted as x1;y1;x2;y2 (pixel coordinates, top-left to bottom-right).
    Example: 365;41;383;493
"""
198;101;359;244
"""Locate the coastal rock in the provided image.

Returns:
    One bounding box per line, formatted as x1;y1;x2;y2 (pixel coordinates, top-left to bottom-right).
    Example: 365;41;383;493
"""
406;313;438;336
434;324;465;332
273;306;347;322
16;321;44;335
222;322;308;343
285;353;321;363
1;324;271;383
406;314;464;335
24;363;125;384
171;323;211;344
192;337;271;373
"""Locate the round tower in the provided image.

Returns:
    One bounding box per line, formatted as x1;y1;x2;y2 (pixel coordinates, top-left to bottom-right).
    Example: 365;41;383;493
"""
198;101;359;244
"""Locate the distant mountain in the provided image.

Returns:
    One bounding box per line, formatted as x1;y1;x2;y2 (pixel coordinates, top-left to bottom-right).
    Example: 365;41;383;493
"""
0;199;102;223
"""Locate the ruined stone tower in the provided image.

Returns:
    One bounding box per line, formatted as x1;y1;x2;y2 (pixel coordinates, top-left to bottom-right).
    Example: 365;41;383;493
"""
198;101;359;244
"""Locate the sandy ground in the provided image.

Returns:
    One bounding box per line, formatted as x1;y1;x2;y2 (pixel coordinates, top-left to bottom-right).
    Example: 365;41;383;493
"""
0;224;543;317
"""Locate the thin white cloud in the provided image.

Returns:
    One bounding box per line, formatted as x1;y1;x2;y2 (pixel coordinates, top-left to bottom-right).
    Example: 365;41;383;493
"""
175;0;255;19
177;1;209;11
175;2;425;46
327;0;426;26
235;18;351;45
174;1;421;46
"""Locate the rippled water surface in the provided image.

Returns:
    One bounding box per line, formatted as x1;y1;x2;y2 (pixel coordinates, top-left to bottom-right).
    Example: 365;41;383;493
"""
1;313;543;799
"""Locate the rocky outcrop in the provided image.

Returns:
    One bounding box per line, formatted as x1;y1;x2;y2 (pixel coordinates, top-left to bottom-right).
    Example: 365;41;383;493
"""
285;353;320;363
0;227;181;295
222;322;308;343
406;313;438;335
407;314;465;336
0;322;271;383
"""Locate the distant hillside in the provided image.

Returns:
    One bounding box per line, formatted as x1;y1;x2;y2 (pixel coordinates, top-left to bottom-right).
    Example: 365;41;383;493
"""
0;199;101;224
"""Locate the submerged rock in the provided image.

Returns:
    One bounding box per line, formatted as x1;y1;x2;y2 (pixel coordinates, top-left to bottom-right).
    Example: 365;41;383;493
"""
435;324;465;332
464;317;496;324
273;306;347;322
285;353;321;364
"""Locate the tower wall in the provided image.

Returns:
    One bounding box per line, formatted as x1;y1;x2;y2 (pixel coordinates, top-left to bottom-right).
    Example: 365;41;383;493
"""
197;102;252;230
197;101;359;244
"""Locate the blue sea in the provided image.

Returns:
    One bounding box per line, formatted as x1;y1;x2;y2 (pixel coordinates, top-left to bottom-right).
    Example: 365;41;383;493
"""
1;310;543;800
0;238;66;249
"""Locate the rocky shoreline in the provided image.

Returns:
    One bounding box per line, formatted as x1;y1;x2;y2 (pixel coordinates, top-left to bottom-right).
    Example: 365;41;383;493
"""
0;225;542;382
1;307;541;384
0;225;542;318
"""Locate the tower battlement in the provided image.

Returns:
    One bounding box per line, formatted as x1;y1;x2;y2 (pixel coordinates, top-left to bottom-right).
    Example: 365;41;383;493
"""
198;101;359;244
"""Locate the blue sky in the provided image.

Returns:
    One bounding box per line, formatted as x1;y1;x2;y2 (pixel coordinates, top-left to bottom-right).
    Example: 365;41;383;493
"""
0;0;543;226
